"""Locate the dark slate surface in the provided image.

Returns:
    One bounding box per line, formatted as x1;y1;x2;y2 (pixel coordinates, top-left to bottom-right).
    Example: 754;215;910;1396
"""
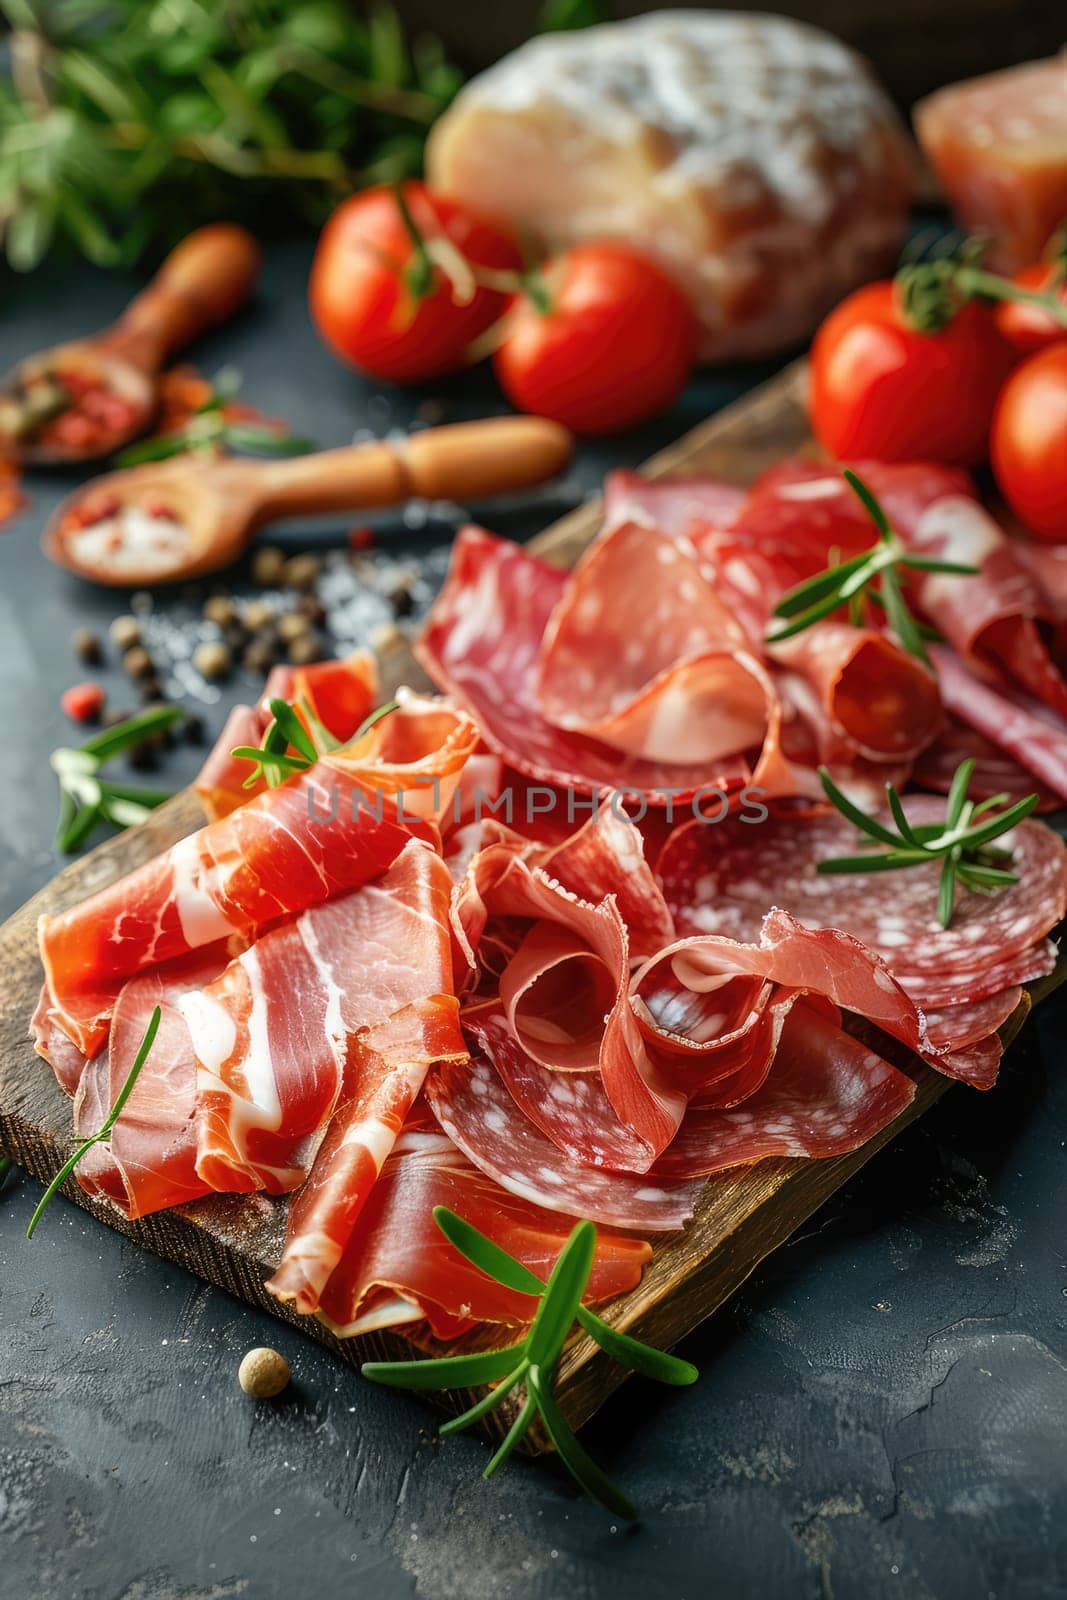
1;241;1065;1600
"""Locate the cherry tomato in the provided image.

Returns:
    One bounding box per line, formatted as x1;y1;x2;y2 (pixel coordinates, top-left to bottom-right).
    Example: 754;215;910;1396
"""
309;183;521;384
991;343;1067;542
809;280;1015;465
993;260;1067;353
493;245;697;435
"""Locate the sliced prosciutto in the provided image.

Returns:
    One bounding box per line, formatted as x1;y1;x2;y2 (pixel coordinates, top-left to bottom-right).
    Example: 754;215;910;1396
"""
196;652;379;820
266;842;466;1314
71;945;234;1218
416;526;753;805
314;1131;652;1338
651;1002;916;1178
657;799;1066;1019
38;762;413;1058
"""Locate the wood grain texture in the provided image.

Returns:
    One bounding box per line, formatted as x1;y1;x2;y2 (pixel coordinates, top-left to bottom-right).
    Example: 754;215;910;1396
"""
1;358;1059;1453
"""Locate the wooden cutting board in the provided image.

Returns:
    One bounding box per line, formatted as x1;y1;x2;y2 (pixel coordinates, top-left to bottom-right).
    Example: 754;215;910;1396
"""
1;360;1061;1452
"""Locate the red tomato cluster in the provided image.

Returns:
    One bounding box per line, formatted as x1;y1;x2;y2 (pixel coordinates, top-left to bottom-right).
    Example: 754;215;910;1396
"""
309;183;698;436
809;242;1067;542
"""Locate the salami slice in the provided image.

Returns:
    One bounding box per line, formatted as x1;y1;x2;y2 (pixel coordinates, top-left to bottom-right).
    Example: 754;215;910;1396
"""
651;1003;916;1179
416;525;753;804
913;713;1060;811
931;646;1067;803
425;1049;704;1231
603;469;747;540
657;799;1066;1013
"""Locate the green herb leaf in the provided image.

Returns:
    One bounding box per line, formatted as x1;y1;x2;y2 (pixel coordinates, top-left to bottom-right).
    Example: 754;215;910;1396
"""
768;471;975;661
482;1394;537;1479
525;1221;596;1368
362;1344;526;1392
26;1005;161;1238
817;759;1039;928
527;1366;639;1521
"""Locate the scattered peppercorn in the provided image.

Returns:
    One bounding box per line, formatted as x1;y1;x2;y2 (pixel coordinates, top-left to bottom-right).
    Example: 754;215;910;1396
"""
203;595;238;628
278;611;310;645
193;640;232;680
183;712;206;745
370;620;405;655
238;1347;290;1399
242;599;275;631
61;681;105;723
287;631;323;665
109;615;141;650
297;594;326;626
282;553;320;591
122;645;155;680
70;627;103;665
242;637;277;675
138;677;164;705
251;545;286;586
127;739;158;772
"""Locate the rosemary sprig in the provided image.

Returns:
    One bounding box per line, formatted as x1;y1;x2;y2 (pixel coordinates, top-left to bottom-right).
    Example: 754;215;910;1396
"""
26;1005;161;1238
51;705;182;852
767;470;978;664
233;697;399;789
817;760;1039;927
116;368;314;467
363;1206;697;1518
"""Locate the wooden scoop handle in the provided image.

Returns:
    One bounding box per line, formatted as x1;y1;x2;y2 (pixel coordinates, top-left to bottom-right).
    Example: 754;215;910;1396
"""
101;225;261;370
248;416;574;521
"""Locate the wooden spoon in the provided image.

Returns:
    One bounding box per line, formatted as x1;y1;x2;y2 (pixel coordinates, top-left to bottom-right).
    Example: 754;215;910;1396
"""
43;415;574;586
0;224;261;466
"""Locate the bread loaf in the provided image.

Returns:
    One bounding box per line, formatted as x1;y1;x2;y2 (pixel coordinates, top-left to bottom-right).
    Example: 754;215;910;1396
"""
427;11;915;362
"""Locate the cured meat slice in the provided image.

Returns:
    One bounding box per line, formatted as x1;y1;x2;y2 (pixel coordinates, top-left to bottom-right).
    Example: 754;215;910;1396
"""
657;799;1067;1014
327;690;480;826
913;58;1067;273
266;842;466;1314
314;1131;653;1338
425;1047;703;1232
452;834;689;1161
633;909;954;1070
922;988;1023;1051
651;1003;915;1178
536;516;795;793
603;469;746;541
913;714;1060;811
743;459;1067;717
38;763;412;1058
72;945;234;1218
529;806;675;960
195;653;379;820
931;646;1067;804
769;623;941;763
416;525;751;805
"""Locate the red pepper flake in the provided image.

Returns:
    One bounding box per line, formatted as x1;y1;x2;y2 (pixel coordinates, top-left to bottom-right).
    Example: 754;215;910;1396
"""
348;524;375;551
61;682;106;723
